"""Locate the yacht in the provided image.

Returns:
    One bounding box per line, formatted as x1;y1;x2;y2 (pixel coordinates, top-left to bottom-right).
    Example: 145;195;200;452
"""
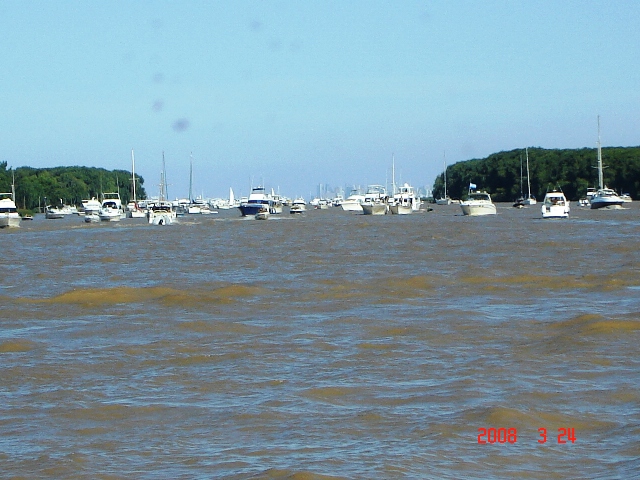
238;187;276;217
0;193;21;228
460;184;496;216
82;197;102;215
98;193;124;222
360;185;388;215
147;201;176;225
541;190;570;219
45;205;65;219
389;183;420;214
289;197;306;214
341;189;365;212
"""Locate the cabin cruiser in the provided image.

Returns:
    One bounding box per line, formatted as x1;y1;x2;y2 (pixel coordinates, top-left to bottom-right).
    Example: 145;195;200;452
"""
290;197;306;214
98;193;124;221
361;185;388;215
238;187;277;216
341;189;366;212
0;194;21;228
389;183;420;215
147;201;176;225
82;197;102;215
460;184;496;216
541;190;570;218
590;187;624;209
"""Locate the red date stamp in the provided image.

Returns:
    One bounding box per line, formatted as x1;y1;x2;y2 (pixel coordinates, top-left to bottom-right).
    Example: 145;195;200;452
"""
477;427;576;444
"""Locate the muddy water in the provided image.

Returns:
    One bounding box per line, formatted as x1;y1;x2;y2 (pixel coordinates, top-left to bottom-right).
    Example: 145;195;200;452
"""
1;204;639;479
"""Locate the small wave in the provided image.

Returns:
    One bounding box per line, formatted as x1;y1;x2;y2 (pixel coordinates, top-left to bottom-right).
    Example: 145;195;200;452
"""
552;313;640;335
19;284;267;307
0;339;40;353
244;468;347;480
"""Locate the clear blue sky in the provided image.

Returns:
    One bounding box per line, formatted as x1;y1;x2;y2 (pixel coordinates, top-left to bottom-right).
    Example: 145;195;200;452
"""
1;1;638;200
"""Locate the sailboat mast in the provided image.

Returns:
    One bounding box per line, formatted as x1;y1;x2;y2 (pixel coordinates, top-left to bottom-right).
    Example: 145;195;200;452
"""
131;149;137;203
519;154;523;197
526;147;532;198
597;115;603;189
443;152;447;198
189;153;193;202
392;154;396;195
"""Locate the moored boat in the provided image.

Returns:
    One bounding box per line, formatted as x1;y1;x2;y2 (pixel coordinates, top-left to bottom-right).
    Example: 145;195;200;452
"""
389;183;419;214
361;185;388;215
99;193;124;222
239;187;276;216
0;193;21;228
541;190;570;219
460;184;496;216
255;207;270;220
590;116;623;210
290;197;306;214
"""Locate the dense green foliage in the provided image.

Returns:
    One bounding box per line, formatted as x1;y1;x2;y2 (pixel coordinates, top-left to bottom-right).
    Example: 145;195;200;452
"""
432;147;640;202
0;163;146;210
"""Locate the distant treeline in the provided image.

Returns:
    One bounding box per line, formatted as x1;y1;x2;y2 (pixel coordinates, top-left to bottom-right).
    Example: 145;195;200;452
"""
0;163;147;210
432;147;640;202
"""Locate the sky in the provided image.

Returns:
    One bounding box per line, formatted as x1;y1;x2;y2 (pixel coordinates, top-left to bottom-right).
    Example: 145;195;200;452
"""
1;1;639;200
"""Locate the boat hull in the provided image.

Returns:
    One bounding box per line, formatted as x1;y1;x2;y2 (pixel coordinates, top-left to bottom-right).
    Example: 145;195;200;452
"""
590;198;624;209
460;203;496;216
541;205;570;218
389;205;412;215
361;203;388;215
0;214;21;228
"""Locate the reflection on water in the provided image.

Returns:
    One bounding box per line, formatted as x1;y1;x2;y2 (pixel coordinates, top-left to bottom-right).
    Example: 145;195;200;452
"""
1;204;639;478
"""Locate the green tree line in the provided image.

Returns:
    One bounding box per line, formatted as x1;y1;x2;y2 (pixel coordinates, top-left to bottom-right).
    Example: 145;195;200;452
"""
432;147;640;202
0;163;147;211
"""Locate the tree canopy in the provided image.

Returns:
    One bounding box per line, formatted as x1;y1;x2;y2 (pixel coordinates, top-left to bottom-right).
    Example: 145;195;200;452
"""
432;147;640;202
0;163;146;210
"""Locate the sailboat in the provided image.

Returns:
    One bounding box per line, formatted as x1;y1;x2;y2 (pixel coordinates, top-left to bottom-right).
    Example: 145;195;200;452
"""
513;154;525;208
523;148;536;205
436;152;451;205
127;149;146;218
590;116;623;209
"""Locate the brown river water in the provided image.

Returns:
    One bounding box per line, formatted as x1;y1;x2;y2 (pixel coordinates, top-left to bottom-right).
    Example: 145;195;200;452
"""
1;203;639;479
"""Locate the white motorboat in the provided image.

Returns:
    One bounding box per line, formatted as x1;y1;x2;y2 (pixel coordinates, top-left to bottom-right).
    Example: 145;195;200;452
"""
255;207;270;220
620;193;632;203
541;190;570;219
290;197;306;214
389;183;419;214
590;116;623;210
361;185;388;215
460;184;496;216
590;187;624;209
84;213;100;223
99;193;124;222
82;197;102;215
0;193;21;228
147;202;175;225
45;205;65;219
341;189;365;212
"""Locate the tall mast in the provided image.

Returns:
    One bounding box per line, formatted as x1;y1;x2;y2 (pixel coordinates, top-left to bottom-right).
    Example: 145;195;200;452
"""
189;152;193;202
391;153;396;195
526;147;532;198
443;151;447;198
131;149;137;202
519;153;523;197
597;115;603;189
